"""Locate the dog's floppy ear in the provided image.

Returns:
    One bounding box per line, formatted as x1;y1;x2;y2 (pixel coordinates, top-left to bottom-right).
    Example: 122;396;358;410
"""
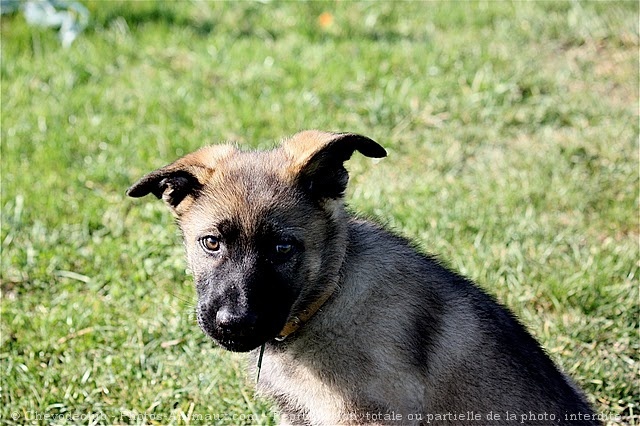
283;130;386;200
126;166;204;210
127;145;235;215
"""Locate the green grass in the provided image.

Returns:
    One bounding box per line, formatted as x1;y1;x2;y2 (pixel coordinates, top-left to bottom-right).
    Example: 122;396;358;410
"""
1;1;638;424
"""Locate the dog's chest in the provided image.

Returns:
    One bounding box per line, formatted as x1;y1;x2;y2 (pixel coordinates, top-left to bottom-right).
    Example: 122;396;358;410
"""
258;347;425;425
261;359;349;425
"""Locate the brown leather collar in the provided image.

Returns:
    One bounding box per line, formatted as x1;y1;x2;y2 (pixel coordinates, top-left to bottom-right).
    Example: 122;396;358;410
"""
275;282;338;341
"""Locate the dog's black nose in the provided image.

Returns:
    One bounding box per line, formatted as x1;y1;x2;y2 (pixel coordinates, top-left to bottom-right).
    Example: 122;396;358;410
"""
216;307;257;335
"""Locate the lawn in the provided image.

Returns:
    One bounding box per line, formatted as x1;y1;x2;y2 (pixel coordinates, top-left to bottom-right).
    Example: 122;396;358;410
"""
1;1;638;425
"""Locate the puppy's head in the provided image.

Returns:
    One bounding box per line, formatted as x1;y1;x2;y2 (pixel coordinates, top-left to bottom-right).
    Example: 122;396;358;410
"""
128;131;386;352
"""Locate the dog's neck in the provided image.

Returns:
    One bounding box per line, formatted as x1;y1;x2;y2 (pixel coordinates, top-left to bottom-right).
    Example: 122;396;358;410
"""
275;280;339;340
275;202;348;341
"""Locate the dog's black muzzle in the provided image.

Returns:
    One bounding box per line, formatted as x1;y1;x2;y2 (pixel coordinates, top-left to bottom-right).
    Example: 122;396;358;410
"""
197;303;263;352
196;295;293;352
194;264;296;352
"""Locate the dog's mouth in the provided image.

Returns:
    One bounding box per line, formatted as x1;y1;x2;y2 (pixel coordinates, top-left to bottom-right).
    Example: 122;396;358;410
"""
196;306;287;353
213;335;263;352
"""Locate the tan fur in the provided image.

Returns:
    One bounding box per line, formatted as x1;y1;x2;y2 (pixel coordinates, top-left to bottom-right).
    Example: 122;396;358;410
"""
281;130;344;175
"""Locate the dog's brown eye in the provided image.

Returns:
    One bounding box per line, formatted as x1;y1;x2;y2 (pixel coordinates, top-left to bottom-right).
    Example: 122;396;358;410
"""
201;236;221;253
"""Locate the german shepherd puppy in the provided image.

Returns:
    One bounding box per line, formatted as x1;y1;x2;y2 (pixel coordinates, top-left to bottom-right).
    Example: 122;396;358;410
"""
128;131;598;425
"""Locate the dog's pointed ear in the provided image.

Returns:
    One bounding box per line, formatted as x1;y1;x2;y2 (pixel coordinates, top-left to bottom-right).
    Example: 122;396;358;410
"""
127;145;235;215
283;130;386;200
